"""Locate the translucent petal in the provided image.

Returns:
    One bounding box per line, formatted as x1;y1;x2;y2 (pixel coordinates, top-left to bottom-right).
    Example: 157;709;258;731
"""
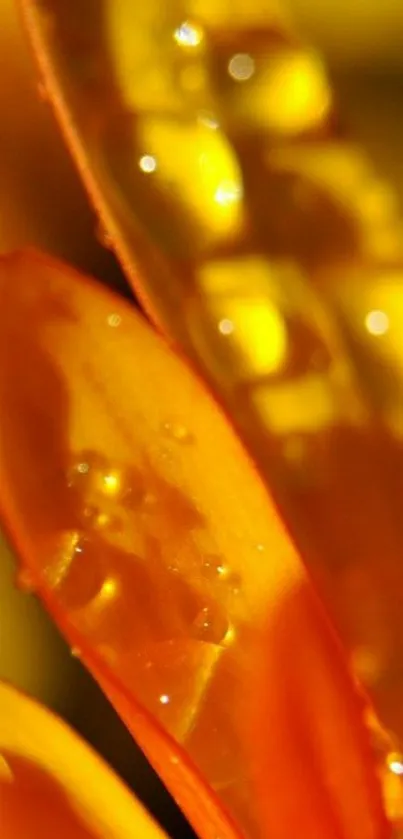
0;250;387;837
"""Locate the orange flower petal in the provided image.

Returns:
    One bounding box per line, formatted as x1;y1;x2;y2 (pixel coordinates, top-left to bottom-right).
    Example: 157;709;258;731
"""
0;250;387;838
250;582;390;839
0;680;167;839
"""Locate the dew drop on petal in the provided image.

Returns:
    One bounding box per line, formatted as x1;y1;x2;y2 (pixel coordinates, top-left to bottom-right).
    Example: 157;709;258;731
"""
387;752;403;776
228;53;256;82
139;154;158;174
365;309;389;336
218;318;235;336
174;21;203;48
45;532;105;611
202;554;229;581
192;604;229;645
161;421;194;444
107;313;122;328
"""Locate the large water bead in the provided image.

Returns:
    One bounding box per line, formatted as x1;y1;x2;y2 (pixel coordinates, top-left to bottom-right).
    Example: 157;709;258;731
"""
45;527;231;654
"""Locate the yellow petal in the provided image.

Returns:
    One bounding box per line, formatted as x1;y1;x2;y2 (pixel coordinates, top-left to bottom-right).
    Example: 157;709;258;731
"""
0;680;168;839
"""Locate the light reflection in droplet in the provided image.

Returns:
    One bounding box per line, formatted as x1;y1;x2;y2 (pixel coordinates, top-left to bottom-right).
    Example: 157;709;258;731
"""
192;604;230;644
103;473;120;495
202;555;228;580
218;318;234;336
214;180;242;206
139;154;157;174
77;462;90;475
159;693;170;705
365;309;390;336
174;21;203;48
107;313;122;328
100;577;118;602
162;421;193;444
228;53;256;82
197;111;220;130
388;753;403;775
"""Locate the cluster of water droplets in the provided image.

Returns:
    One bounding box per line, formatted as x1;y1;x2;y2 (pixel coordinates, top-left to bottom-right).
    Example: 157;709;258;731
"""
11;433;248;740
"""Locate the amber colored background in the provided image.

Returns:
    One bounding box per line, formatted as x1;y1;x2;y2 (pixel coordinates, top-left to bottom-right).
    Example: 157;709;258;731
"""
0;0;402;836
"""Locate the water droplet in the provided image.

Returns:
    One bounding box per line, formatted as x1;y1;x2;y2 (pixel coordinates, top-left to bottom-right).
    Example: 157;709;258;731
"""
214;180;242;207
102;472;121;496
162;422;193;444
68;453;123;499
83;506;121;533
95;221;114;250
70;646;81;658
67;453;96;487
16;567;36;593
228;53;256;82
107;313;122;328
0;754;13;783
192;604;229;645
174;20;203;48
139;154;157;174
99;577;119;602
383;750;403;824
202;555;228;580
197;110;219;130
388;753;403;775
46;532;105;610
256;543;265;553
159;693;170;705
365;309;390;336
218;318;234;336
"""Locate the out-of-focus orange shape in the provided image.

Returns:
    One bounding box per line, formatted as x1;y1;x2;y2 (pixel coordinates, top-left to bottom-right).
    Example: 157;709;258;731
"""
0;251;389;838
0;680;168;839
